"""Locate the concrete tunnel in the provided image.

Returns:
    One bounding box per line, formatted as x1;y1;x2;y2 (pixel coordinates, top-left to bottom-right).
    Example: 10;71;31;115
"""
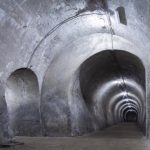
0;0;150;148
79;50;145;128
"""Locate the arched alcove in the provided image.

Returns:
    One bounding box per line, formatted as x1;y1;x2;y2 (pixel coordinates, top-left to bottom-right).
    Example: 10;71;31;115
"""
5;68;41;136
79;50;146;134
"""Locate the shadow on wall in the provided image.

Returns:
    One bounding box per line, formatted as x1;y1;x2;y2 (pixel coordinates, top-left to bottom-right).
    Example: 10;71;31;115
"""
5;68;41;136
79;50;146;134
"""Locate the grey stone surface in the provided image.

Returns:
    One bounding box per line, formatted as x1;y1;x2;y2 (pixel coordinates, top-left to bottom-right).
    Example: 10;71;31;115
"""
0;0;150;144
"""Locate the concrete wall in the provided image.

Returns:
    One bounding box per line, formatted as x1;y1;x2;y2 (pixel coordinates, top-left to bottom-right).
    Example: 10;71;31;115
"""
0;0;150;143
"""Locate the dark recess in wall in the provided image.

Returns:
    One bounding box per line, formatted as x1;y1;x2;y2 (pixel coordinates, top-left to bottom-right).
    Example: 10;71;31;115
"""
77;0;108;15
116;7;127;25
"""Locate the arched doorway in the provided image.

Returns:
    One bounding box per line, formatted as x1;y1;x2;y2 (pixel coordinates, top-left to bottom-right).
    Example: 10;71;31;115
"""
5;68;41;136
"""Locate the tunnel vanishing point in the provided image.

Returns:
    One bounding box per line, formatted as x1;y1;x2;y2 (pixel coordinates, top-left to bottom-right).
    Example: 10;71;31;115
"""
0;0;150;145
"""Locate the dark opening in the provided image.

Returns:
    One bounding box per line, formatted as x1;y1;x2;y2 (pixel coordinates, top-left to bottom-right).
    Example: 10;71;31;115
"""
124;110;138;122
116;7;127;25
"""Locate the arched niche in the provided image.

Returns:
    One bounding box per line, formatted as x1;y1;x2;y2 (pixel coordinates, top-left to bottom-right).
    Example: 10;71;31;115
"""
5;68;41;136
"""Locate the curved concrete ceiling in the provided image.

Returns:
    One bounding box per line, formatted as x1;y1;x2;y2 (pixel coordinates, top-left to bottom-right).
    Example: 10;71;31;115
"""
0;0;150;145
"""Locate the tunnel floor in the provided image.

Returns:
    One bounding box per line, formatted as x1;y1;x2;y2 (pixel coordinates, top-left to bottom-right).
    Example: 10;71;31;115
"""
3;123;149;150
83;123;143;138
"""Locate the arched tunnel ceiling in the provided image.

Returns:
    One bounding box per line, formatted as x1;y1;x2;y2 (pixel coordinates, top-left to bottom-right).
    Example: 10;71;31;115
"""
0;0;150;143
79;50;145;129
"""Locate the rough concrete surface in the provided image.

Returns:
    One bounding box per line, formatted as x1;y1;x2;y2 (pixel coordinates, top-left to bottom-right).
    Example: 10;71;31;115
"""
0;0;150;145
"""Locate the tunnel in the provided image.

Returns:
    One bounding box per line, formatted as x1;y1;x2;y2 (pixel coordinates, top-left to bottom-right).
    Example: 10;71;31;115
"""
79;50;145;133
0;0;150;149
